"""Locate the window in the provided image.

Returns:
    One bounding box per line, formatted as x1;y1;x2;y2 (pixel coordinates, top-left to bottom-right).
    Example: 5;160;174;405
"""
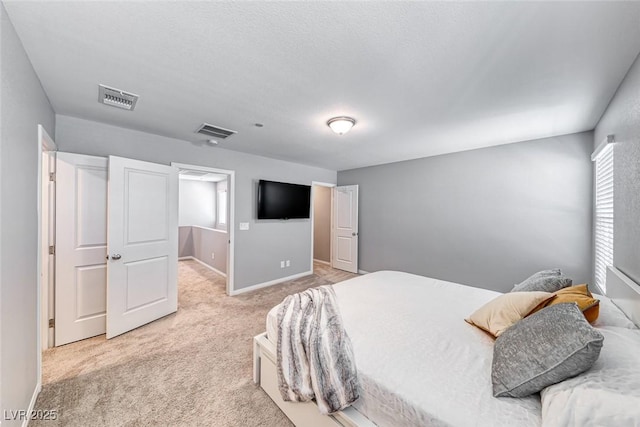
593;142;614;292
217;189;227;227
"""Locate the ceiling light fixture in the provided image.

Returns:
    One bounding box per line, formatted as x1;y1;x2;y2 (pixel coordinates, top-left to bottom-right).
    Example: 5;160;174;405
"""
327;116;356;135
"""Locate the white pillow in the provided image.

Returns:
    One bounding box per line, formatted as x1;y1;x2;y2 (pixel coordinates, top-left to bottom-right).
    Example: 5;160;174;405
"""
541;327;640;426
592;294;638;329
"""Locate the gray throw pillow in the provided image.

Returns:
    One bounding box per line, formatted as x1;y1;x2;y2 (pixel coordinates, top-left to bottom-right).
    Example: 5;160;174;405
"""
529;268;561;278
492;303;604;398
512;269;571;293
512;269;560;289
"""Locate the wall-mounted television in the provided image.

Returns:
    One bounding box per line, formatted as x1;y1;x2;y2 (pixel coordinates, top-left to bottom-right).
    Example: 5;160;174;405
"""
257;180;311;220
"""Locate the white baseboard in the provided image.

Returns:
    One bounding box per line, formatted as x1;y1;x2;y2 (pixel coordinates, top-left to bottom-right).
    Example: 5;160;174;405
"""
313;258;331;266
230;270;313;296
23;382;42;427
358;269;370;275
179;256;227;278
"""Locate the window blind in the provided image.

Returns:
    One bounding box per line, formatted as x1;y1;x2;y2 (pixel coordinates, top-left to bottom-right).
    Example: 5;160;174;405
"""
594;144;614;292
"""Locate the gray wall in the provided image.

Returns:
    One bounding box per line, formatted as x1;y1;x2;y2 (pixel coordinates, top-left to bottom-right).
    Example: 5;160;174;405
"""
594;52;640;286
55;115;336;290
179;226;228;274
338;132;593;292
192;226;227;274
313;186;331;263
1;4;56;425
178;226;194;258
179;179;216;228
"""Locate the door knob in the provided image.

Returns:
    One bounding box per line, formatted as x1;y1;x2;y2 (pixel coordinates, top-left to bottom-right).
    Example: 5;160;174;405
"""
352;232;358;236
111;254;122;260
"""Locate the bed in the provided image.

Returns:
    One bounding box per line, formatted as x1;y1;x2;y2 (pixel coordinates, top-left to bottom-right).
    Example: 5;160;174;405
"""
253;267;640;427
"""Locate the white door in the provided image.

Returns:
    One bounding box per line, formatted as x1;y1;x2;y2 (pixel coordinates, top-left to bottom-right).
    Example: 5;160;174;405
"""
106;156;178;339
55;152;108;346
332;185;359;273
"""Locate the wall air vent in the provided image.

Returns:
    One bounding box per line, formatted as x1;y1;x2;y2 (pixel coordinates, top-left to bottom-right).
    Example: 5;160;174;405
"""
98;84;139;111
196;123;237;139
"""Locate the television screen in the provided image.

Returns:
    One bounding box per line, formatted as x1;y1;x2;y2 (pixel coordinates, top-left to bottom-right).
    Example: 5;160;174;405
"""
257;180;311;220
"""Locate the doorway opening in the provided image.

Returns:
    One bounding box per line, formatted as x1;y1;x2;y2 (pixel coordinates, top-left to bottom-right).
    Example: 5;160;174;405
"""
172;163;235;295
311;182;335;274
312;183;360;274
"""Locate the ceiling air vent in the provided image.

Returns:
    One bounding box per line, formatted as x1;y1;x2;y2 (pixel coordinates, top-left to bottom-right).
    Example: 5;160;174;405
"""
196;123;237;139
98;84;139;111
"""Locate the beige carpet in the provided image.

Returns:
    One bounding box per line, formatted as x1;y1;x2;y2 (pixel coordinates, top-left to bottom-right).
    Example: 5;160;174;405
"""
33;260;357;426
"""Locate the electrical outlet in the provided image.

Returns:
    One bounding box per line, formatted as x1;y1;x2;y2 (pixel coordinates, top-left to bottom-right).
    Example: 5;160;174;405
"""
211;252;215;260
286;260;290;267
280;261;285;268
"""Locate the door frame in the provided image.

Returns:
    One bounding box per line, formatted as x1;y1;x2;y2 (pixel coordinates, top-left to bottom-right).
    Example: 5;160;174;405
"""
310;182;336;271
172;162;235;295
37;125;57;385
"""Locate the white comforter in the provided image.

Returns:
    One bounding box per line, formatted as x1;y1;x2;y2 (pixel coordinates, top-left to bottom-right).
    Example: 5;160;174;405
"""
268;271;541;427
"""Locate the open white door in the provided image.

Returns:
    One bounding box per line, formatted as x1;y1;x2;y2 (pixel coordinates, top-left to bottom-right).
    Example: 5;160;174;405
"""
55;152;108;346
106;156;178;339
332;185;359;273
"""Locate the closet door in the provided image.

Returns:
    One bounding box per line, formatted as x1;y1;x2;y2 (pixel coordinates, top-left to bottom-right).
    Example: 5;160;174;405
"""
106;156;178;338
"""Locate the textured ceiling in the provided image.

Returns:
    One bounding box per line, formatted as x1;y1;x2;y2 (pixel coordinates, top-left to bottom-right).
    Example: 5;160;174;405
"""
5;1;640;170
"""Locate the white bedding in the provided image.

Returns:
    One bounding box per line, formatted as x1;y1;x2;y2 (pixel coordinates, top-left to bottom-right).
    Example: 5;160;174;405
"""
592;293;639;329
540;326;640;426
267;270;542;427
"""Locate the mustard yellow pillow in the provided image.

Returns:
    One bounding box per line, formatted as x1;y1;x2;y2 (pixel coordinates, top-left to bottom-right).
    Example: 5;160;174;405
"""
546;284;600;323
465;291;556;338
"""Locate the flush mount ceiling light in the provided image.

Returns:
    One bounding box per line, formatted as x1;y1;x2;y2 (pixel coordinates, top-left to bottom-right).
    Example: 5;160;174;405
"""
327;116;356;135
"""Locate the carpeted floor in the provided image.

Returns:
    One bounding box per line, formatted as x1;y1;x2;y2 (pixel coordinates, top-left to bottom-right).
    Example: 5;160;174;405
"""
33;260;357;426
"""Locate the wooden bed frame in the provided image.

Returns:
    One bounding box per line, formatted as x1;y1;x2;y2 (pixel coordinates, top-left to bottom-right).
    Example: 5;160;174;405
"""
253;266;640;427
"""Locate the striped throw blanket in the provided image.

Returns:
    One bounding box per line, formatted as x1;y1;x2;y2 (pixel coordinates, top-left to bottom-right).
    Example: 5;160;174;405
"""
276;285;359;414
